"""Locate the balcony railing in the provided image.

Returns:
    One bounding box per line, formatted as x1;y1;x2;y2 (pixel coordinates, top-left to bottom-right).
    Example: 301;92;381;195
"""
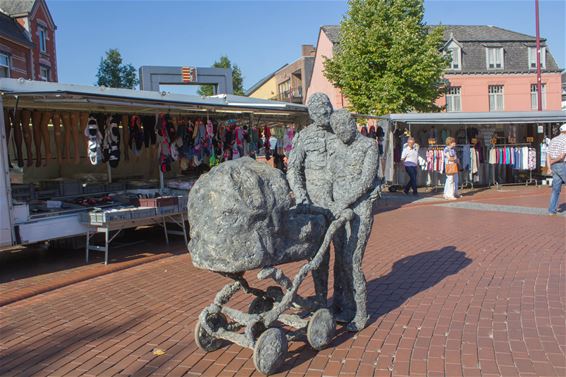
272;87;303;103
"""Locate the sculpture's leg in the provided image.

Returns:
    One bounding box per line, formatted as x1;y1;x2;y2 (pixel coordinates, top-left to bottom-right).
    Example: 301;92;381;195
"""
347;200;373;332
31;110;43;167
79;112;89;160
121;114;129;161
20;110;33;167
40;111;52;166
11;110;24;167
52;112;63;164
61;112;72;162
70;112;81;164
332;227;355;323
3;109;12;166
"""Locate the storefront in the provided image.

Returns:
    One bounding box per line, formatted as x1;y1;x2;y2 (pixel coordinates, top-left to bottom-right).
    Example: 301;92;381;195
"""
381;111;566;191
0;78;307;254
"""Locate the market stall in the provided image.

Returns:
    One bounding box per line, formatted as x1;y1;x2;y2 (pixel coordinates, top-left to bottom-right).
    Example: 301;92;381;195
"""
0;78;308;254
380;112;566;191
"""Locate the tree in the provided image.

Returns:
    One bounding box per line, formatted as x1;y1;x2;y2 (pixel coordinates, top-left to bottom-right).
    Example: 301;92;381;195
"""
197;55;244;96
323;0;449;115
96;49;139;89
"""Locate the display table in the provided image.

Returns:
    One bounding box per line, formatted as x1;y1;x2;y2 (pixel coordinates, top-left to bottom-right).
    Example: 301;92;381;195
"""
85;211;188;265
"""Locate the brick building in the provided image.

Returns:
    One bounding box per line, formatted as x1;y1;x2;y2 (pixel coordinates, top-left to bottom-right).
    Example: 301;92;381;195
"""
307;25;563;112
0;0;57;82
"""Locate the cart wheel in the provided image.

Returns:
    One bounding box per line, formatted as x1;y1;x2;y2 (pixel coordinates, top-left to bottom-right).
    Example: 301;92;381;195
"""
249;296;274;315
266;286;284;302
253;328;288;375
307;308;335;351
194;313;228;352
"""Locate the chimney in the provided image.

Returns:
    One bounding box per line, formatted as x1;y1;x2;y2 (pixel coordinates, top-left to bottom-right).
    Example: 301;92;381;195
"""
301;44;316;57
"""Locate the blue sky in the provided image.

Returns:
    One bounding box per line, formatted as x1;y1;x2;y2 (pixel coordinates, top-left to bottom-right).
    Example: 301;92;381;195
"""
49;0;565;93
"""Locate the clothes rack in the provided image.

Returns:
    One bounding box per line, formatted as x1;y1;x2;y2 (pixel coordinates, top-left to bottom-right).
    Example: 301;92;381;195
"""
488;143;537;190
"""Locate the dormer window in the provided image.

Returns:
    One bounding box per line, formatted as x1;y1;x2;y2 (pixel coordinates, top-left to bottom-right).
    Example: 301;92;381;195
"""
38;26;47;53
528;47;546;69
486;47;504;69
448;47;461;70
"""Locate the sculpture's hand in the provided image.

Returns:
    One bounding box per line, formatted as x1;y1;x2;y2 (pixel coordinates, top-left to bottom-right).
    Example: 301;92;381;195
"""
339;208;354;222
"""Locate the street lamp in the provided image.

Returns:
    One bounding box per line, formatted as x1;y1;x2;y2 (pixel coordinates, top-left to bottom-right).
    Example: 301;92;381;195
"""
535;0;543;111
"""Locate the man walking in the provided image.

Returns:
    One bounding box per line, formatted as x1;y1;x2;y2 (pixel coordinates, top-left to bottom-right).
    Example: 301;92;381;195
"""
547;124;566;215
401;137;419;196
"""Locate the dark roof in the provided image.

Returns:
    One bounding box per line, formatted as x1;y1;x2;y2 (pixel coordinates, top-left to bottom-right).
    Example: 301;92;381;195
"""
0;11;32;46
320;24;562;74
0;0;35;17
321;25;340;44
245;64;287;96
431;25;541;42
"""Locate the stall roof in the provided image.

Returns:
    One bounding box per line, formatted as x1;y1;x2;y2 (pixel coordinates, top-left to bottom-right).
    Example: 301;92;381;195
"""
385;111;566;125
0;79;307;121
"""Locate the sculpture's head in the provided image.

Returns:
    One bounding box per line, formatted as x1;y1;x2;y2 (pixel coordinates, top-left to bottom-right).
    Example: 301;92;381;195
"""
330;109;357;145
187;157;292;272
307;93;333;127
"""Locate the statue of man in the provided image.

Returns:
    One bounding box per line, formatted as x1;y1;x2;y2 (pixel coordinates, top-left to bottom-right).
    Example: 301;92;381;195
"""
288;92;335;306
328;109;379;332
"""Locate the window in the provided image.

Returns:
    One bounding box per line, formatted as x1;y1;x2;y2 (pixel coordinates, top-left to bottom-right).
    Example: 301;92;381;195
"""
488;85;504;111
530;83;547;110
448;47;461;70
278;80;290;100
528;47;546;69
486;47;504;69
446;87;461;112
0;53;9;78
38;26;47;53
39;66;50;81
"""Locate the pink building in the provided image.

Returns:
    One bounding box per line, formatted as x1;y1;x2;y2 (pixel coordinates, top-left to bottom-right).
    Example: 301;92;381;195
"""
307;25;563;112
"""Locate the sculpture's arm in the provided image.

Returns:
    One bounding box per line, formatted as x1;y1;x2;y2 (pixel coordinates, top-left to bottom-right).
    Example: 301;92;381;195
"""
287;133;309;204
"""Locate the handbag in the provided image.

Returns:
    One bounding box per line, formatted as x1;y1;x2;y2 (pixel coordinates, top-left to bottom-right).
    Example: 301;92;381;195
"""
445;162;458;175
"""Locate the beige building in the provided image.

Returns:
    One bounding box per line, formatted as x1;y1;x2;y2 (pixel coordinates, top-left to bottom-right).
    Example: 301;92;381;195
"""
246;45;316;104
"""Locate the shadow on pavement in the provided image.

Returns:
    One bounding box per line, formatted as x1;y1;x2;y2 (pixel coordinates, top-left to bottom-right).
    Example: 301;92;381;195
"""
0;226;186;284
283;246;472;373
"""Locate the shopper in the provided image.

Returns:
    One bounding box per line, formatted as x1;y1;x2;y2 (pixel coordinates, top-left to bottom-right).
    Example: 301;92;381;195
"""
547;124;566;215
400;137;419;196
443;137;460;200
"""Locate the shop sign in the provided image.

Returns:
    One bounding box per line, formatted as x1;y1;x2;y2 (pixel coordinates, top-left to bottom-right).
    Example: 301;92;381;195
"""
537;125;544;134
526;137;534;143
428;138;436;145
508;137;516;144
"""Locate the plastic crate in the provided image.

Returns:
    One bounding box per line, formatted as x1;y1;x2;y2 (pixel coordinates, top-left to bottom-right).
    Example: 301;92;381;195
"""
138;196;179;208
82;183;107;194
40;180;82;196
129;207;157;219
89;208;132;224
157;205;178;215
11;184;35;201
177;196;188;212
106;182;127;192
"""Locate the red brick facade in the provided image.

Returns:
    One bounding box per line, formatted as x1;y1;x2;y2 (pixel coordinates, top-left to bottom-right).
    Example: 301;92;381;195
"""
0;0;57;82
0;37;33;79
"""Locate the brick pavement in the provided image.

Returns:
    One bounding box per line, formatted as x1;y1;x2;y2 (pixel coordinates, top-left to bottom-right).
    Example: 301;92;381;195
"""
0;187;564;376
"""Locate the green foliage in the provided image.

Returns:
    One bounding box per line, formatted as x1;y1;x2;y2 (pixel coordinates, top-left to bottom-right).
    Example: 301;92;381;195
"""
95;49;139;89
323;0;449;115
198;55;245;96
